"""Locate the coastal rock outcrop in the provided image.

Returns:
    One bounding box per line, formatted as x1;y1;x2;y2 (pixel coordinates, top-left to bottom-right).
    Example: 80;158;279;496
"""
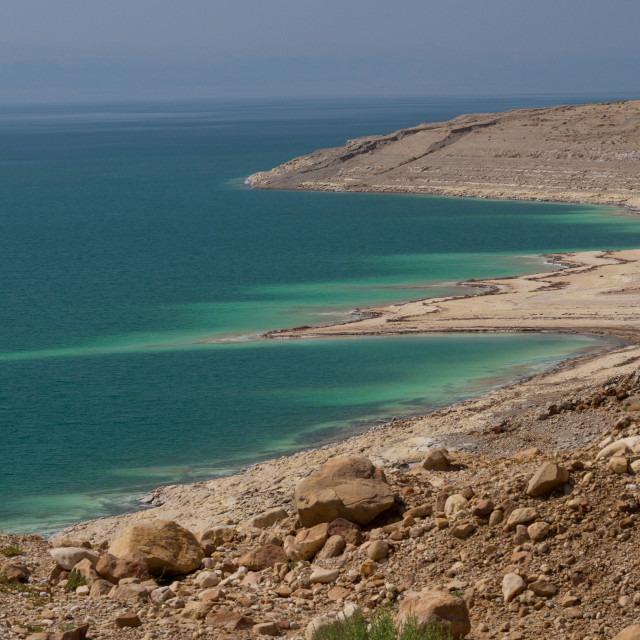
109;519;204;576
294;456;395;527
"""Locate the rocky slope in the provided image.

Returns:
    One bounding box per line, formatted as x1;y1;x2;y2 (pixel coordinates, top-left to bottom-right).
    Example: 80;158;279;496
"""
247;100;640;210
5;359;640;639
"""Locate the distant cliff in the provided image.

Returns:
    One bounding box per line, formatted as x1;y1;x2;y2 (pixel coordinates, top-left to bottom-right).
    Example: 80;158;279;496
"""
248;100;640;210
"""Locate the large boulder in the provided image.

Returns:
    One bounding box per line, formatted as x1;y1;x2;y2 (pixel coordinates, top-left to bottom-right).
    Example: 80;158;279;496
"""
294;456;395;527
526;462;569;497
109;519;204;577
95;552;149;583
398;591;470;640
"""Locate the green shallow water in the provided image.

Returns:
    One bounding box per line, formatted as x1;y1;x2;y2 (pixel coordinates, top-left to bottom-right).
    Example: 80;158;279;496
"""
1;95;640;534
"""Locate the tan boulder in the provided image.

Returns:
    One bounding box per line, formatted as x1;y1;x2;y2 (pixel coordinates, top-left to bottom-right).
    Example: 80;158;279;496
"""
505;507;539;531
243;507;289;529
398;591;470;640
197;526;236;555
49;547;99;571
597;436;640;460
109;519;204;577
421;449;452;470
527;521;550;541
502;573;526;602
294;456;395;527
444;494;468;519
526;462;569;497
610;456;629;474
207;610;255;631
108;583;150;603
614;626;640;640
288;523;329;561
95;552;149;583
237;544;287;571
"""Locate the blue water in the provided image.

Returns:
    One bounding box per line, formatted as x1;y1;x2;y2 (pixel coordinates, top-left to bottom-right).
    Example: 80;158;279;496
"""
1;94;638;534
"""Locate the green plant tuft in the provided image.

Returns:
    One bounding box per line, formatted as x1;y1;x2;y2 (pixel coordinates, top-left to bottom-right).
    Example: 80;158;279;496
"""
312;607;452;640
64;569;86;591
0;546;23;557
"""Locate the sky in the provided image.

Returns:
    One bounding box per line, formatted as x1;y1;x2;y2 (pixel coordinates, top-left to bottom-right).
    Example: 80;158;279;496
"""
1;0;639;103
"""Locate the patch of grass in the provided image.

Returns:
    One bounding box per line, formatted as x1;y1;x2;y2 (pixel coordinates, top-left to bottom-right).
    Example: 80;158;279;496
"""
288;561;299;570
312;608;452;640
0;570;34;594
23;625;44;633
58;622;76;632
0;546;23;557
63;569;86;591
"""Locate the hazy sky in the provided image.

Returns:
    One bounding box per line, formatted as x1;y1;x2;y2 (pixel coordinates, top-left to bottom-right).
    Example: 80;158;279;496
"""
2;0;639;102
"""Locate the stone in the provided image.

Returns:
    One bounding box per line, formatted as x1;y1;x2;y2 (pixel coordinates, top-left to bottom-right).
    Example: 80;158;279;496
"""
253;622;279;635
49;624;90;640
471;499;494;518
421;449;453;470
489;509;504;526
95;551;149;583
51;537;91;549
108;583;150;603
207;610;255;631
181;601;212;620
528;579;557;597
200;587;226;602
597;436;640;459
0;561;30;582
444;494;468;519
194;570;220;588
505;507;539;531
115;613;142;628
398;591;470;640
405;503;433;519
614;626;640;640
451;523;476;539
309;568;339;584
359;559;378;577
290;523;330;561
502;573;527;602
197;526;236;555
327;518;361;537
526;463;569;497
109;519;204;576
89;579;113;598
561;594;580;607
294;456;395;527
367;540;389;560
610;456;629;474
150;586;175;602
49;547;99;571
318;534;346;558
328;586;350;601
243;507;289;529
527;521;550;541
237;544;287;571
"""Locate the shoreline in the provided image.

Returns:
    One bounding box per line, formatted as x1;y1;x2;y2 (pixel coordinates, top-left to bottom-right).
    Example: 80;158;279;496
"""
53;247;640;543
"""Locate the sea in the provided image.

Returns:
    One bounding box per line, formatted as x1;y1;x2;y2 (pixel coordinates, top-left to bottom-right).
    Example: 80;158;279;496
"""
1;93;639;535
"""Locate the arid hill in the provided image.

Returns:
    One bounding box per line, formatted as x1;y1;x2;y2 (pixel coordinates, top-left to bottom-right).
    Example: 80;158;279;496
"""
248;100;640;210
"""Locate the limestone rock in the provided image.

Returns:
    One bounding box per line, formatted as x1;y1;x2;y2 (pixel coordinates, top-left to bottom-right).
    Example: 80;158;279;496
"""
305;604;361;640
243;507;289;529
49;547;99;571
367;540;389;560
421;449;452;470
318;534;346;559
444;494;468;519
89;579;113;598
109;519;204;577
194;570;220;588
398;591;470;640
527;521;550;541
207;610;255;631
529;578;558;597
197;526;236;555
505;507;539;531
95;552;149;583
309;568;339;584
610;456;629;474
597;436;640;460
115;613;142;628
237;544;287;571
295;456;395;527
526;463;569;497
49;623;89;640
108;583;150;603
502;573;526;602
289;523;330;561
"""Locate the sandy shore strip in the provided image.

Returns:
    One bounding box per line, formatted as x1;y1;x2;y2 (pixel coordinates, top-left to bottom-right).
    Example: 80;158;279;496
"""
61;248;640;542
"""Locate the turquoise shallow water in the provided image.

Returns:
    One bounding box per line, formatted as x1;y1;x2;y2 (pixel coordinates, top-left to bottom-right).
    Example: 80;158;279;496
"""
1;95;639;534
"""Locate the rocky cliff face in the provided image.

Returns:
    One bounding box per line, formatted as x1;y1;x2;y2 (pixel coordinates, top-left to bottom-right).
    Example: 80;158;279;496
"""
248;100;640;210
